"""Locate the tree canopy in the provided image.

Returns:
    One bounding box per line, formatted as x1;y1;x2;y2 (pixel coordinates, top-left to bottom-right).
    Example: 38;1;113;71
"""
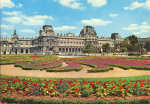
82;44;95;53
102;43;111;53
120;35;140;52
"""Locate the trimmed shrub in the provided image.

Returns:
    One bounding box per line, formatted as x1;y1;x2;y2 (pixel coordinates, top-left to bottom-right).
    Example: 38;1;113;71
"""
80;63;97;68
46;66;82;72
92;100;110;104
1;96;150;104
63;100;87;104
88;67;113;73
1;96;17;103
114;99;150;104
0;61;15;65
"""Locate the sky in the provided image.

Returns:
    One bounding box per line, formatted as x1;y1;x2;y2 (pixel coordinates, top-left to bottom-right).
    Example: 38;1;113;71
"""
0;0;150;38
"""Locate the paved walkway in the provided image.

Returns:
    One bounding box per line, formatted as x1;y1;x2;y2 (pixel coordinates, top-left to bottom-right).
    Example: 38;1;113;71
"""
0;64;150;78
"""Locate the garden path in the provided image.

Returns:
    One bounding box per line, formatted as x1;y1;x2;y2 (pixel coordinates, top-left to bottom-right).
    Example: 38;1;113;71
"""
0;64;150;78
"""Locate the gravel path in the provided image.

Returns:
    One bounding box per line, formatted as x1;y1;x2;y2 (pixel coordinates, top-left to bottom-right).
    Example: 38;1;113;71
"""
0;64;150;78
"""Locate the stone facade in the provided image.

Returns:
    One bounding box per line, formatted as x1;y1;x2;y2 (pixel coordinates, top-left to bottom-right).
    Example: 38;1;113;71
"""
138;37;150;52
0;25;122;55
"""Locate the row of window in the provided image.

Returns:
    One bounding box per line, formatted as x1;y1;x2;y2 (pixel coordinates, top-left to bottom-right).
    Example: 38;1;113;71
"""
59;48;81;52
59;41;84;44
58;41;100;44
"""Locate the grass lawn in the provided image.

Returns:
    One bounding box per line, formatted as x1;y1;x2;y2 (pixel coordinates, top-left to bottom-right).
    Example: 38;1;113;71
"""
1;75;150;81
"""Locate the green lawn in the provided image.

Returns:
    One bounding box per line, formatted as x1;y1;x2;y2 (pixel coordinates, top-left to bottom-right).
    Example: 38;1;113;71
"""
1;75;150;82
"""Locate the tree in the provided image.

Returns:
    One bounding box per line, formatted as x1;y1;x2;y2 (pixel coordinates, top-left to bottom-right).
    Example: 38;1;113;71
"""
125;35;140;52
120;39;128;52
127;35;139;45
83;44;95;53
102;43;111;53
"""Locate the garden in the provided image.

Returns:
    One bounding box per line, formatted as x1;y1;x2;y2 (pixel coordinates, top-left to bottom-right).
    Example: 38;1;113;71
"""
0;55;150;72
0;76;150;104
0;55;150;103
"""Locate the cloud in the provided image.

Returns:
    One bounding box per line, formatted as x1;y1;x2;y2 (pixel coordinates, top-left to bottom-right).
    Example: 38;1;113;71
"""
17;3;23;8
132;32;140;35
109;13;118;17
140;25;150;33
1;24;14;30
20;29;35;34
145;0;150;10
54;25;77;31
3;17;22;24
81;18;112;26
124;0;150;10
123;22;150;34
0;0;15;9
53;0;84;9
87;0;107;7
142;22;148;25
2;11;54;26
23;15;54;26
2;11;20;15
123;24;139;31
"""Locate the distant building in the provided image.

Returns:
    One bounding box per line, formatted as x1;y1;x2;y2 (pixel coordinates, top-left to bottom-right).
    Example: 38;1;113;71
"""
138;37;150;52
0;25;122;55
138;37;150;44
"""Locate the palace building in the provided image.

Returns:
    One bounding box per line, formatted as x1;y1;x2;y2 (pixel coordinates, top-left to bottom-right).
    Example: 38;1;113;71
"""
0;25;123;55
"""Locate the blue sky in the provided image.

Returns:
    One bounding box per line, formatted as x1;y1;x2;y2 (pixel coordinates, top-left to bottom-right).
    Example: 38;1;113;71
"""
1;0;150;38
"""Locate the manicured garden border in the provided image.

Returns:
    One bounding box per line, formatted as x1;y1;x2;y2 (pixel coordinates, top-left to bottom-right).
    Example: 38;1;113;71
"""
80;63;113;72
14;63;83;72
45;66;83;72
14;64;39;70
80;63;97;68
110;64;150;70
0;61;15;65
1;96;150;104
88;67;113;72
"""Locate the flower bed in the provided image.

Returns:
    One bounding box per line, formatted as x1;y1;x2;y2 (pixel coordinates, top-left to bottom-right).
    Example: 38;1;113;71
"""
0;77;150;98
1;55;150;72
15;61;62;70
75;57;150;71
107;58;150;70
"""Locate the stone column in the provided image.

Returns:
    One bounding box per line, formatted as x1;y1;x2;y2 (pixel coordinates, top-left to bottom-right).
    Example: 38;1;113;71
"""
23;49;26;54
71;48;72;53
28;49;30;54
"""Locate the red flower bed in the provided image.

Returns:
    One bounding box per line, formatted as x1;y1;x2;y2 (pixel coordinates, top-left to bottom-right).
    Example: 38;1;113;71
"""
75;57;150;71
0;77;150;98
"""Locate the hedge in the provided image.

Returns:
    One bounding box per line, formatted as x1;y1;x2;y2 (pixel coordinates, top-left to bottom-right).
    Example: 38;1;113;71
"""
80;63;97;68
1;96;150;104
46;66;83;72
110;64;150;70
88;67;113;73
14;64;40;70
0;61;15;65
